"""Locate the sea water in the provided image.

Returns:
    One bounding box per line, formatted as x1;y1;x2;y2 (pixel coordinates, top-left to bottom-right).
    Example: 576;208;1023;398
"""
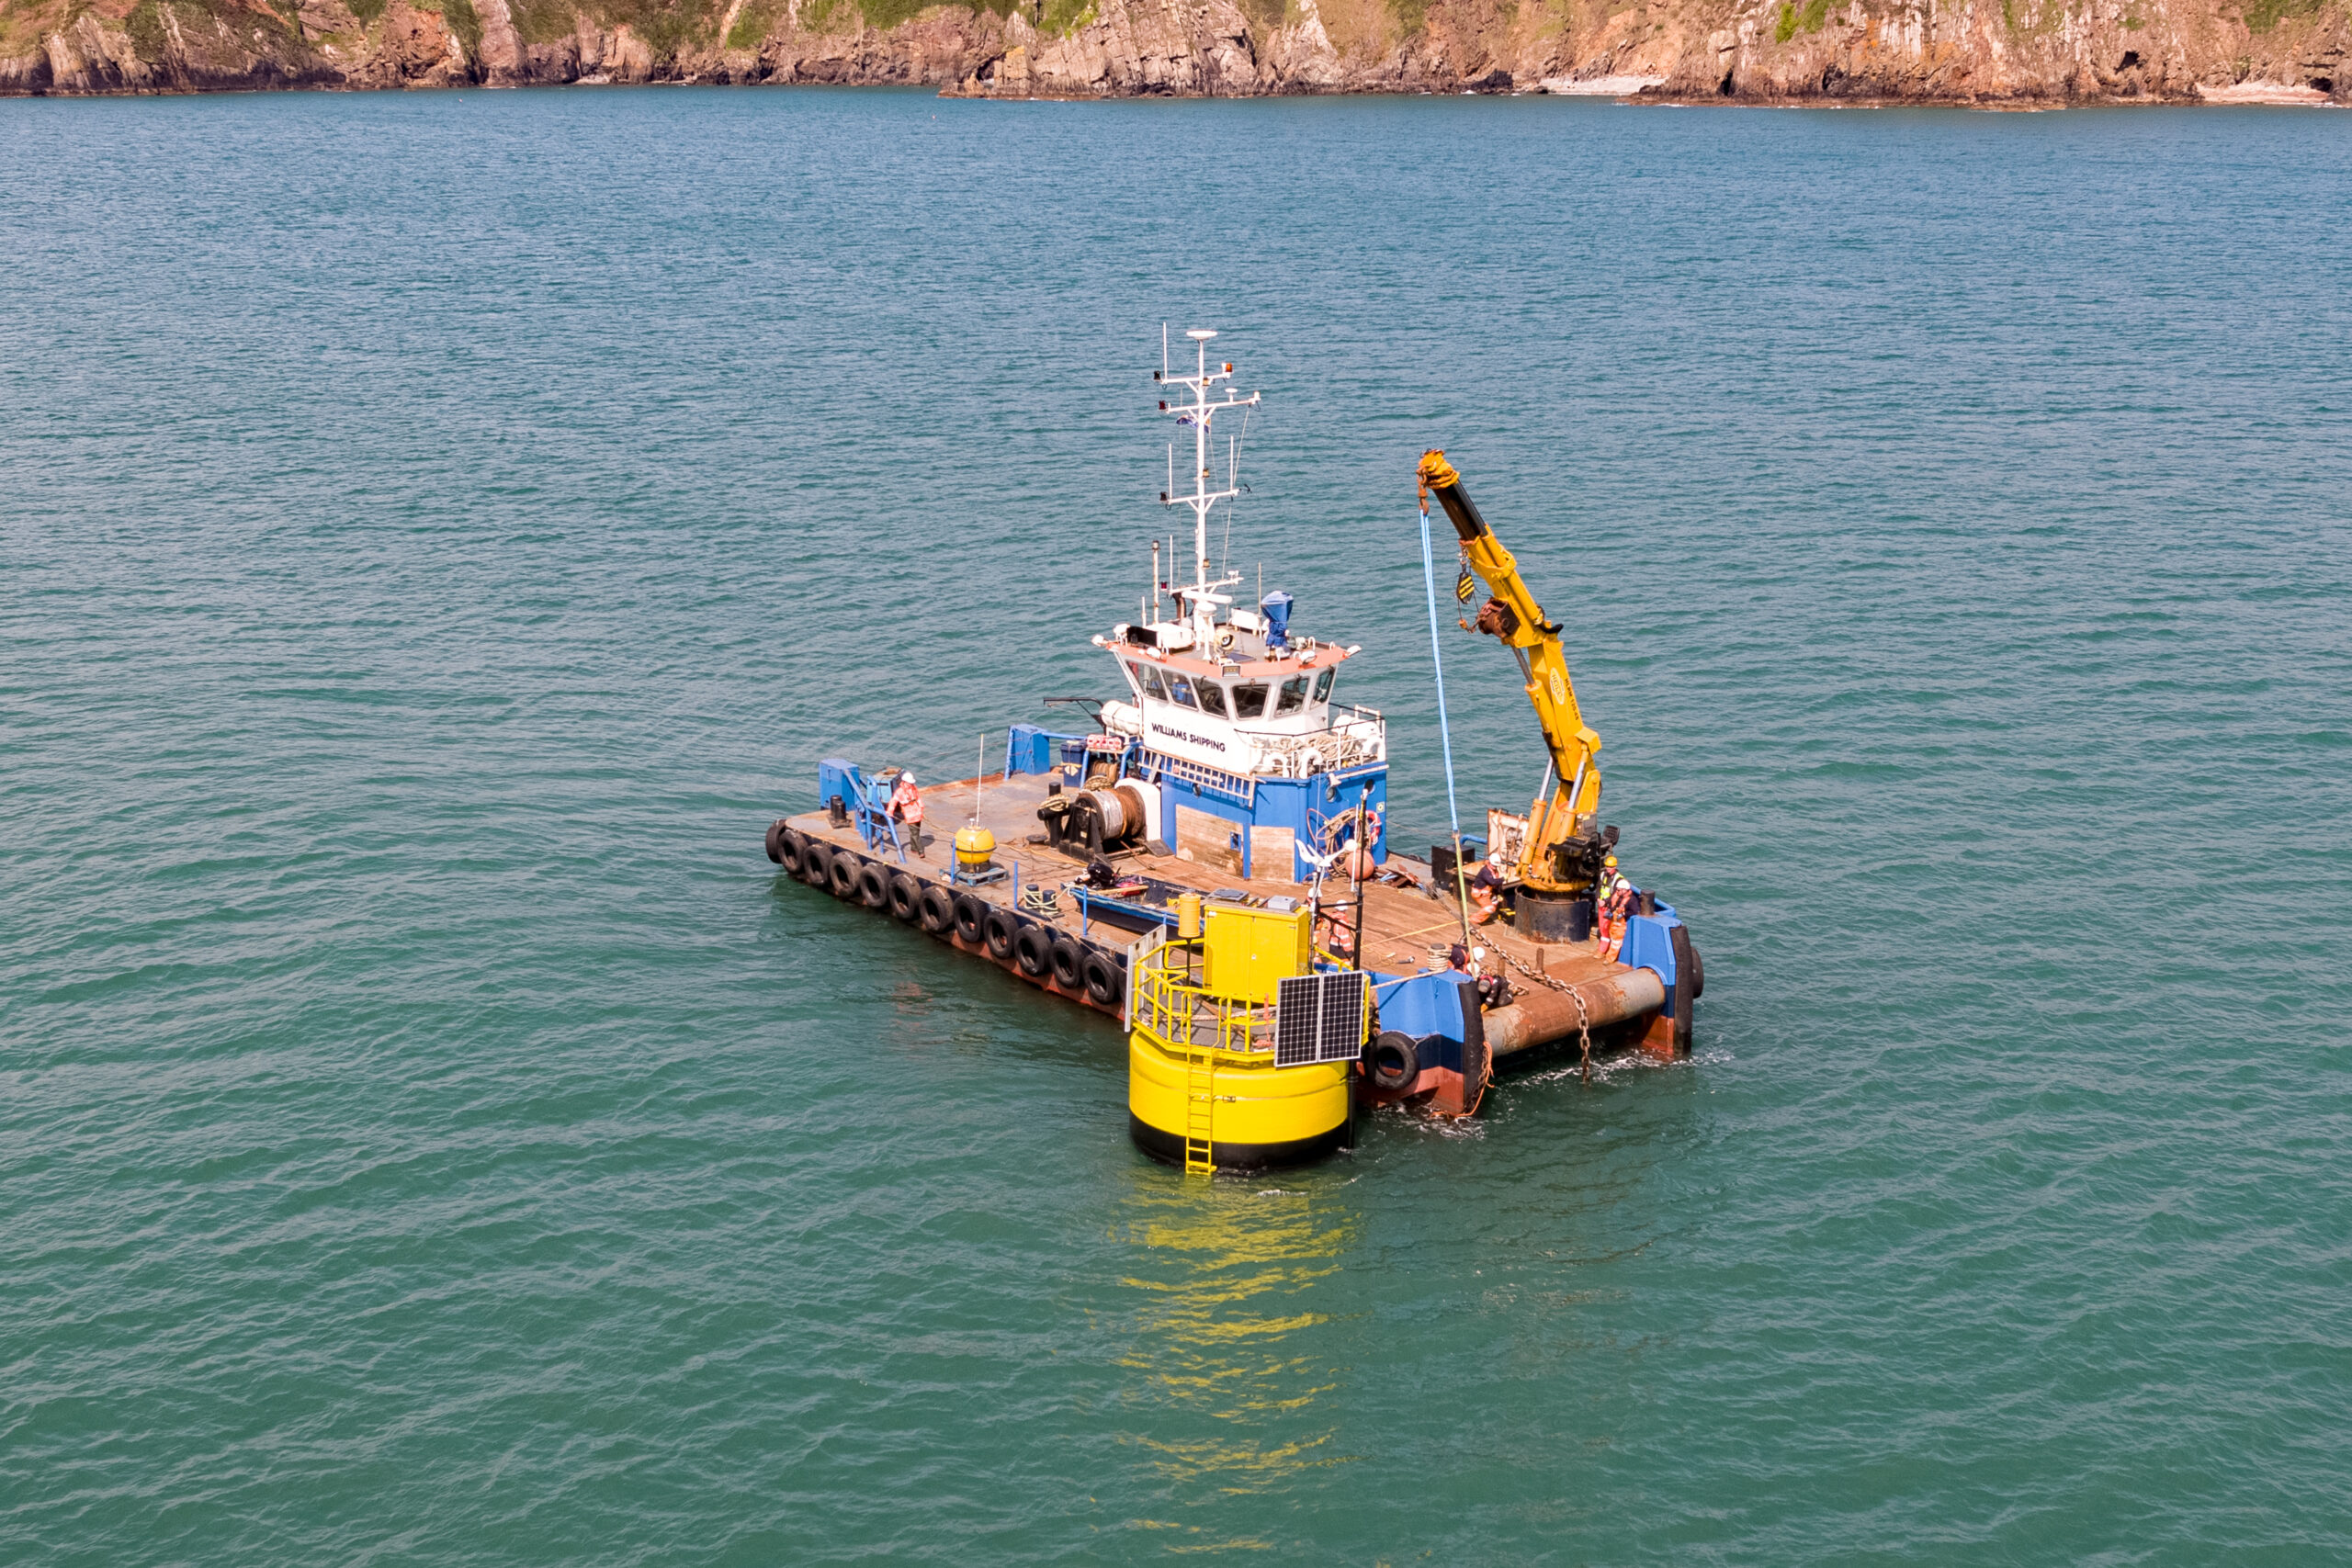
4;87;2349;1562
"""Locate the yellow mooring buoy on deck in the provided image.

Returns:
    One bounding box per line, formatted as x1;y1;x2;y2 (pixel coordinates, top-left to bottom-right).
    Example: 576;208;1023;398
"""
1126;901;1360;1175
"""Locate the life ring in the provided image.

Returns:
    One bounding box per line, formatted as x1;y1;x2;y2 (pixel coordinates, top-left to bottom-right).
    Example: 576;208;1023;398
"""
888;874;922;922
919;885;956;934
1081;950;1122;1009
1048;936;1085;990
952;893;986;945
802;842;834;890
982;907;1018;961
1013;923;1054;978
763;819;790;866
1366;1030;1421;1091
829;853;862;900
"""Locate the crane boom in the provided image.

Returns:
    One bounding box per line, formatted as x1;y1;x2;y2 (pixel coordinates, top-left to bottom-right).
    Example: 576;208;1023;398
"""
1416;450;1605;897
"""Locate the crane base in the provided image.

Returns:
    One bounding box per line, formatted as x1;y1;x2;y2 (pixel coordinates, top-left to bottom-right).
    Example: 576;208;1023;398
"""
1516;888;1593;944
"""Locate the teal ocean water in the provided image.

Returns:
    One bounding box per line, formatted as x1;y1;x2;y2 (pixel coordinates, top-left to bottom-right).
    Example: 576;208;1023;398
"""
6;88;2350;1561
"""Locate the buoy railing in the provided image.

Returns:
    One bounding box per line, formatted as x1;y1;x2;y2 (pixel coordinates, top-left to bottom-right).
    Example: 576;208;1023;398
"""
1131;948;1276;1059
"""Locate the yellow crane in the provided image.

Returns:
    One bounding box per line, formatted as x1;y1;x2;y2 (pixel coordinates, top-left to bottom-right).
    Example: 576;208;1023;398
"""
1416;450;1617;939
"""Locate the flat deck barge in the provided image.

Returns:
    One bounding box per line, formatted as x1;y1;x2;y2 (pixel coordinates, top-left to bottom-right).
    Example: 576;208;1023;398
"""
771;762;1687;1114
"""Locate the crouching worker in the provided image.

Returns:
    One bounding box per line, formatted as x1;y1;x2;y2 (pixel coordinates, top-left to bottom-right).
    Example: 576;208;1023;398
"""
889;770;929;858
1466;846;1510;926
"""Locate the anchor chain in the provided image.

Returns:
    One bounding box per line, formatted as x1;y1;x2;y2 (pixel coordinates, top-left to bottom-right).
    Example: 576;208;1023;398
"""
1492;945;1595;1083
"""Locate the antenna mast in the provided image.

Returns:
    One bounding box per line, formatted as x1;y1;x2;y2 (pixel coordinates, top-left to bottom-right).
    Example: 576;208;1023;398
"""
1157;329;1261;639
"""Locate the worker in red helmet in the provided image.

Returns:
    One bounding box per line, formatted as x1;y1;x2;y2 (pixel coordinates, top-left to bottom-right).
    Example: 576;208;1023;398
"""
889;770;927;858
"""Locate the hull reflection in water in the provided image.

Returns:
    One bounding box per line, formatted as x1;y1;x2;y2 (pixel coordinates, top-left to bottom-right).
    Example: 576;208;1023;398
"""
1107;1173;1358;1525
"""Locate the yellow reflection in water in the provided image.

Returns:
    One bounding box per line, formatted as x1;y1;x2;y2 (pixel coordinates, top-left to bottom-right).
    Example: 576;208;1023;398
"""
1109;1169;1362;1518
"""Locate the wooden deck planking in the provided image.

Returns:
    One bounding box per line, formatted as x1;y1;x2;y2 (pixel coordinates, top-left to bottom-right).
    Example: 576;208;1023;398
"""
783;769;1633;1011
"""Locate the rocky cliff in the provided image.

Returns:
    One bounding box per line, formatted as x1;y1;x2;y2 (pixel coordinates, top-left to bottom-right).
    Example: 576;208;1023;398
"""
3;0;2346;104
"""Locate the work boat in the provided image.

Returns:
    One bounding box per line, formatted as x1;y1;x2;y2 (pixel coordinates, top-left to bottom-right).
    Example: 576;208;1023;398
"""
763;331;1702;1174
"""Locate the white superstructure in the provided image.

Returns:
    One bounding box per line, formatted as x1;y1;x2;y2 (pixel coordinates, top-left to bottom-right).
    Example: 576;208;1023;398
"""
1092;331;1386;783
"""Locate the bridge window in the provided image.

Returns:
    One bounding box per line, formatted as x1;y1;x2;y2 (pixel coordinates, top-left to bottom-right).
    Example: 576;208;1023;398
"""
1230;682;1268;718
1275;676;1308;716
1167;673;1199;709
1195;680;1229;718
1134;661;1168;701
1313;668;1334;703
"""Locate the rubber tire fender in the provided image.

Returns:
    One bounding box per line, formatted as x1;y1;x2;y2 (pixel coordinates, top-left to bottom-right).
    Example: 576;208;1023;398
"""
1048;937;1085;991
982;907;1019;961
918;885;956;934
1688;942;1704;1000
764;819;791;867
952;893;986;945
888;873;922;923
1081;950;1123;1009
802;842;835;891
1366;1030;1422;1092
1669;923;1696;1053
830;853;862;899
856;862;891;909
1012;922;1053;978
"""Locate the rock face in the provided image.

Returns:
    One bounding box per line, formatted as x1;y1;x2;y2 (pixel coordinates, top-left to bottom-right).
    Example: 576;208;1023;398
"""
1;0;2346;104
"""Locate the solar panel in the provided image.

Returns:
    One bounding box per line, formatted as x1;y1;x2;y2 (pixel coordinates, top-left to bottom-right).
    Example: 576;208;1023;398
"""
1274;971;1368;1066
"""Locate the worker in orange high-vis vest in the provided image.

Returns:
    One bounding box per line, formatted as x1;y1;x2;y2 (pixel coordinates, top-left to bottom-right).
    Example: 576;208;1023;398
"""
889;771;928;858
1594;854;1634;961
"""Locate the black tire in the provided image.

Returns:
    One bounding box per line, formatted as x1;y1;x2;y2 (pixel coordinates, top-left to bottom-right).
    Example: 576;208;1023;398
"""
1013;923;1053;978
764;818;789;866
856;862;890;909
1081;951;1122;1009
802;843;834;890
983;908;1018;962
1669;924;1696;1053
952;894;985;945
1689;942;1704;1000
829;853;861;899
888;874;922;922
1366;1030;1421;1092
918;885;954;933
775;828;806;875
1048;937;1084;990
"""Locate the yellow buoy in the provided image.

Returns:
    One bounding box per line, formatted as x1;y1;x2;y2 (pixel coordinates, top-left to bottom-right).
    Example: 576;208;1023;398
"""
1126;903;1356;1174
954;825;995;873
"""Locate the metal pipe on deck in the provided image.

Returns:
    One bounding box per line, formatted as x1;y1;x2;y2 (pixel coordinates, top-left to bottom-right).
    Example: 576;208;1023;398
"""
1483;966;1668;1060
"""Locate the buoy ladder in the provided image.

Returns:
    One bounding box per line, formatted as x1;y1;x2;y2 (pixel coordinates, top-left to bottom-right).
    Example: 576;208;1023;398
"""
1182;1039;1216;1176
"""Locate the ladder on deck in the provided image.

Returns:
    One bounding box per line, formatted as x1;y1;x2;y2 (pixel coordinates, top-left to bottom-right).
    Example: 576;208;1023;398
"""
1182;1043;1216;1176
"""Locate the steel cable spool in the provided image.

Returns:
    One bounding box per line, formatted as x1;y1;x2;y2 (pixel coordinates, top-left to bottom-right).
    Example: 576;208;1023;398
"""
1074;783;1148;850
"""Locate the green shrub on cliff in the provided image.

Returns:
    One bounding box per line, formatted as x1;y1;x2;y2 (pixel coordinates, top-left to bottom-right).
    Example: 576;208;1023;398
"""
1774;0;1830;41
2241;0;2321;29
